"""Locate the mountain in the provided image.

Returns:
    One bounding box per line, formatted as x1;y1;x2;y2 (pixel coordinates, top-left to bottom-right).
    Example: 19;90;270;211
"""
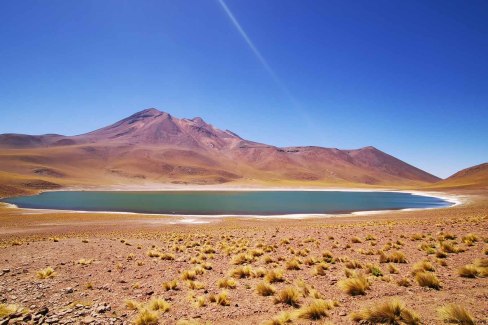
0;108;441;196
427;163;488;190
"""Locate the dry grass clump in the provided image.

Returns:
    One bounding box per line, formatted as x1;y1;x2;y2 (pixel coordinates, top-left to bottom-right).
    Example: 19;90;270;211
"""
462;233;478;245
345;260;363;269
0;304;26;319
162;279;179;291
285;257;301;270
256;282;276;296
437;303;475;325
441;241;464;254
351;298;420;324
415;272;441;290
77;258;93;265
181;269;197;281
231;253;254;265
351;236;362;243
229;265;253;278
265;269;284;283
148;297;170;312
209;291;230;306
274;286;301;307
218;277;237;289
186;280;205;290
411;260;435;274
36;267;55;279
397;277;411;287
388;263;399;274
297;299;334;320
133;308;159;325
312;262;329;276
338;274;370;295
458;258;488;278
261;311;294;325
365;264;383;277
380;251;407;263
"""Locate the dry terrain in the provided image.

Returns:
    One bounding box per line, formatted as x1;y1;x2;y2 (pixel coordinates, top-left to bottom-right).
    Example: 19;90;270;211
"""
0;189;487;325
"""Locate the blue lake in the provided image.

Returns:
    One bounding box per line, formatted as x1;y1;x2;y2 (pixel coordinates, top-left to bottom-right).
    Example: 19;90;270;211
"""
2;190;452;215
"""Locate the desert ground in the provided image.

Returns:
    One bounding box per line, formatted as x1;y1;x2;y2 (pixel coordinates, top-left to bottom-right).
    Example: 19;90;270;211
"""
0;188;487;325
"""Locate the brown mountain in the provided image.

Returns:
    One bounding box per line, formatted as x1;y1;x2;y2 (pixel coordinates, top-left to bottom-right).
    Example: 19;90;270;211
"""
0;108;440;196
427;163;488;190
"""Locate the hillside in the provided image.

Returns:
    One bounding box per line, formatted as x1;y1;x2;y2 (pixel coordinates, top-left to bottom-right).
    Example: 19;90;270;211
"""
0;108;441;196
427;163;488;190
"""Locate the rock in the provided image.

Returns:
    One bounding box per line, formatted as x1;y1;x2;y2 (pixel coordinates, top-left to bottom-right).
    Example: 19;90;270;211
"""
64;287;74;294
81;316;95;324
37;306;49;315
2;269;10;273
339;311;347;316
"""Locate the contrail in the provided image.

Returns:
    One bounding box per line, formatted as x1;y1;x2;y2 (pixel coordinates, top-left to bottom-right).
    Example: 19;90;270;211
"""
217;0;324;143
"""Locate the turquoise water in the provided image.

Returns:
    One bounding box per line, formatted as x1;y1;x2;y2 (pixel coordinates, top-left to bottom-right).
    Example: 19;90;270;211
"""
2;191;452;215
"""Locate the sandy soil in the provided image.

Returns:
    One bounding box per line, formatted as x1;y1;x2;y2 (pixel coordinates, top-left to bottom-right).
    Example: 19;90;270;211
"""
0;189;487;324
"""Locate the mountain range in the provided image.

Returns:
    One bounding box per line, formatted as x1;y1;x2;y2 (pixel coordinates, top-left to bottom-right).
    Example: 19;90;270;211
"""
0;108;485;196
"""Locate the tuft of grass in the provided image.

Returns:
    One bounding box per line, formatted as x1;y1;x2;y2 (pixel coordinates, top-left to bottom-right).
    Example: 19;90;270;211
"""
458;265;480;278
412;260;435;274
147;297;170;312
0;304;25;319
218;277;237;289
286;257;301;270
388;263;399;274
437;304;475;325
415;272;441;290
181;270;197;281
133;308;159;325
312;262;329;276
77;258;92;265
162;279;179;291
297;299;333;320
351;298;420;324
256;282;276;296
345;260;363;269
214;291;230;306
36;267;55;279
338;274;370;296
274;286;301;307
265;269;284;283
125;299;141;310
351;237;362;243
229;266;253;278
261;311;294;325
397;277;411;287
380;251;407;263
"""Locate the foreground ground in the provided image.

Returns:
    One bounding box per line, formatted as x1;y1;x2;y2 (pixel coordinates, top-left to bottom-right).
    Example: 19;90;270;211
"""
0;190;487;324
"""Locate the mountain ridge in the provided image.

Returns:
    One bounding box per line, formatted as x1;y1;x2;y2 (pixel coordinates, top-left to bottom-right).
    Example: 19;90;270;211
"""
0;108;445;196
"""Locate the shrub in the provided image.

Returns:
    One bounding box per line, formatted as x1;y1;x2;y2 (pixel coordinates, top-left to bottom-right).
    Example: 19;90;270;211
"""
313;262;329;276
397;277;411;287
286;257;301;270
162;280;179;291
380;251;407;263
458;265;480;278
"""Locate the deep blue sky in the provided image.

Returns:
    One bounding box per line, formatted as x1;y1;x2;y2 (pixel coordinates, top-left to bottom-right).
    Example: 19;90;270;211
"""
1;0;487;178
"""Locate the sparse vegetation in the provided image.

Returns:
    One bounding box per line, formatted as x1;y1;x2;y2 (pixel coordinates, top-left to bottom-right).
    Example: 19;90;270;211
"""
338;274;370;295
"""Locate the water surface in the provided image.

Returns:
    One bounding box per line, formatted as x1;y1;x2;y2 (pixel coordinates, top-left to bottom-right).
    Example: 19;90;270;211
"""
3;191;452;215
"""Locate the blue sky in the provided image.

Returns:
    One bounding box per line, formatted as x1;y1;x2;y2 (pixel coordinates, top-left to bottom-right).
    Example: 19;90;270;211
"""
1;0;487;178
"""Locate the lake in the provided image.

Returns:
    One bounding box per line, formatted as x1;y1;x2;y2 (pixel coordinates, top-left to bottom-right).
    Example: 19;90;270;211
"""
2;190;453;216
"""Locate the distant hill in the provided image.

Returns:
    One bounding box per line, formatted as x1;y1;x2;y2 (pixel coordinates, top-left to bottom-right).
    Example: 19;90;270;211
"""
428;163;488;190
0;108;441;196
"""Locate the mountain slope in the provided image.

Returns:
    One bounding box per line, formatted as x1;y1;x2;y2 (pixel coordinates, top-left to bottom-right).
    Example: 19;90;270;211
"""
0;108;441;195
427;163;488;189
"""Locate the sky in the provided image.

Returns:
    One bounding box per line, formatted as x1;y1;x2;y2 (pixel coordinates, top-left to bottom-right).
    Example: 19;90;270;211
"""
1;0;487;178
